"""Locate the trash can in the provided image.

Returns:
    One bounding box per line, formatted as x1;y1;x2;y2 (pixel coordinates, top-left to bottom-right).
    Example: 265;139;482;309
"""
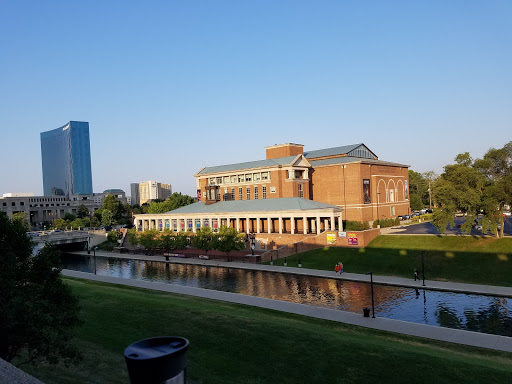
124;336;189;384
363;307;370;317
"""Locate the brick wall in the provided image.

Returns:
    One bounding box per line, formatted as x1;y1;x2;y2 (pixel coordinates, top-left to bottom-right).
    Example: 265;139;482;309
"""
266;144;304;159
259;228;381;262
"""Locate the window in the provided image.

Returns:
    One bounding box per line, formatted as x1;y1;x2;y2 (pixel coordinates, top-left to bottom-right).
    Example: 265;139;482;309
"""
254;187;259;199
391;206;395;216
262;186;267;199
223;176;229;184
231;188;235;200
239;187;243;200
238;174;245;183
253;173;261;181
294;170;303;179
246;187;251;200
216;177;222;185
11;202;15;206
298;184;303;198
245;174;252;182
209;177;215;185
261;172;269;180
231;175;237;183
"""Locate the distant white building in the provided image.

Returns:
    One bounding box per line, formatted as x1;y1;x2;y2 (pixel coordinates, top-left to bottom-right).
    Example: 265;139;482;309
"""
130;181;172;205
3;192;35;197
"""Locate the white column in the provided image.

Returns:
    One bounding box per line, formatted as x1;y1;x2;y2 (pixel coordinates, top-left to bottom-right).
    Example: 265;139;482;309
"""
236;217;240;232
316;216;321;234
338;215;343;231
278;217;283;234
311;218;316;234
256;217;261;233
303;216;308;234
227;217;231;228
192;218;197;233
246;217;250;233
331;214;335;231
324;218;329;232
267;217;272;234
291;216;295;234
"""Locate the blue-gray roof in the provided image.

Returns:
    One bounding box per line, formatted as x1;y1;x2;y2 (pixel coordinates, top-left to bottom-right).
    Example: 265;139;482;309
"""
161;198;342;215
304;144;363;159
197;156;297;175
309;157;408;167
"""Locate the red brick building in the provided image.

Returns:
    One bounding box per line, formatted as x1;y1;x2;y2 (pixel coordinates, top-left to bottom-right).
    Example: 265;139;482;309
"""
195;143;410;223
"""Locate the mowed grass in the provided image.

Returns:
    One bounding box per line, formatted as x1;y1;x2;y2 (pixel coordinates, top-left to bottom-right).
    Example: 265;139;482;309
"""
268;236;512;286
20;277;512;384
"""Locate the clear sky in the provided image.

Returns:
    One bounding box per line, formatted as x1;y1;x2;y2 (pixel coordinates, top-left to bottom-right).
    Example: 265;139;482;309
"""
1;1;511;197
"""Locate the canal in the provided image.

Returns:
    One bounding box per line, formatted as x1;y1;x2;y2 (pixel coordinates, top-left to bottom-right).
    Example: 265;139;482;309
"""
62;254;512;337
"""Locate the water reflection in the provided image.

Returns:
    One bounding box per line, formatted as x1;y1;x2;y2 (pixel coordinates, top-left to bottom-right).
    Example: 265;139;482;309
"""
62;254;512;337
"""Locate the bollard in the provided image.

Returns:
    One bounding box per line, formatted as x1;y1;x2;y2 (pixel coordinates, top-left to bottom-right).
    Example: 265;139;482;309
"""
124;336;189;384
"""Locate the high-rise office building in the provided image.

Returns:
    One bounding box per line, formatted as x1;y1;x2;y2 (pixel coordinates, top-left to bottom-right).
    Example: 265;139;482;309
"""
130;181;172;205
41;121;93;198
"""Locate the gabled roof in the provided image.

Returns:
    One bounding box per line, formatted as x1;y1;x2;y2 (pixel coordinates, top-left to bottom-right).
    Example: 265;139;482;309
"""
160;197;342;215
196;155;305;176
304;143;377;159
309;157;409;168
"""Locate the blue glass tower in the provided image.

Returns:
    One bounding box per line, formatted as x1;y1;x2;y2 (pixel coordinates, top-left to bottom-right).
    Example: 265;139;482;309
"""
41;121;93;198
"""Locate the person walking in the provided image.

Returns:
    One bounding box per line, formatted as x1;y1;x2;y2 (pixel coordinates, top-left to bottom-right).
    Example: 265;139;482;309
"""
414;268;419;281
339;262;343;273
335;264;340;274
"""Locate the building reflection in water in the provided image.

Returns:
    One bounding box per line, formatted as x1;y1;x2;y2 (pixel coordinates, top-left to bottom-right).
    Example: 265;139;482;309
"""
63;254;512;337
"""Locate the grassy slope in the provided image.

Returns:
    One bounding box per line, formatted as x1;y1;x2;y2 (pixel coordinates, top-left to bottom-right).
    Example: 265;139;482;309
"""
268;236;512;286
20;278;512;384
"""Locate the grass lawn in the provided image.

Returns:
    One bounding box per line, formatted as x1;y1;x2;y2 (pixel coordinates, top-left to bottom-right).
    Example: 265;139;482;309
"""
266;235;512;287
19;277;512;384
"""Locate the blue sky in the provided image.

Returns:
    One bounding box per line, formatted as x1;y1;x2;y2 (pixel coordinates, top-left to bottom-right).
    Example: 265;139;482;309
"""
1;1;511;197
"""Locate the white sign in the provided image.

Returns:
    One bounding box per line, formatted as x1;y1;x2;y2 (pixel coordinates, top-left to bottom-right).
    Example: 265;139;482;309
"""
270;187;276;193
338;231;347;237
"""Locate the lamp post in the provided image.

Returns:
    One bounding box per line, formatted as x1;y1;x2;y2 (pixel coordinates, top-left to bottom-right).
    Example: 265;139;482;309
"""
376;192;381;228
421;250;425;287
366;271;376;318
93;246;98;275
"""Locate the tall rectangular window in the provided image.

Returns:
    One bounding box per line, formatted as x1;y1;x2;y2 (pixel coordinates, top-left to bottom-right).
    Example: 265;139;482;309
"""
246;187;251;200
298;184;303;198
231;188;235;200
254;187;259;199
262;186;267;199
239;187;243;200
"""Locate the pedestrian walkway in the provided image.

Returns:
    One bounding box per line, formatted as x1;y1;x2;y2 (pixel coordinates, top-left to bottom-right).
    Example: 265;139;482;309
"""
73;250;512;297
62;269;512;353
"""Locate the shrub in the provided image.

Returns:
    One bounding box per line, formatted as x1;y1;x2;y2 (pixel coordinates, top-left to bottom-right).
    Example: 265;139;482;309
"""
344;221;370;231
373;218;400;228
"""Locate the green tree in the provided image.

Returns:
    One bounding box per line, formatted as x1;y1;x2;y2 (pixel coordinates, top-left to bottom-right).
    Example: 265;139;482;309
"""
126;228;139;247
11;212;29;231
191;226;214;255
52;218;68;230
102;195;121;219
0;212;82;365
213;226;246;260
63;213;76;222
159;229;177;253
473;142;512;238
101;210;113;227
138;230;160;254
76;204;89;219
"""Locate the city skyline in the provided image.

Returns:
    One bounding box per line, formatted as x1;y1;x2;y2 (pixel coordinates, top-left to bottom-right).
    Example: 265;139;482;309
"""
1;1;510;197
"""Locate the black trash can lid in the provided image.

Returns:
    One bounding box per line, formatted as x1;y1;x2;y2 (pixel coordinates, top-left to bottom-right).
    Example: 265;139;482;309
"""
125;336;189;360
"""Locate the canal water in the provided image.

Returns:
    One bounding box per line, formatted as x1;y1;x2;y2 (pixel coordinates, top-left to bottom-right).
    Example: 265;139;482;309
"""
62;254;512;337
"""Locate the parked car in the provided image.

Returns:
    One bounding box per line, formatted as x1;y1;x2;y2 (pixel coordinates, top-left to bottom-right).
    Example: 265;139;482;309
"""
101;225;113;232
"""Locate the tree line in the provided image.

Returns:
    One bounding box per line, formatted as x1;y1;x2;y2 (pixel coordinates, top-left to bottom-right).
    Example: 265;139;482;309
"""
127;226;247;259
409;141;511;237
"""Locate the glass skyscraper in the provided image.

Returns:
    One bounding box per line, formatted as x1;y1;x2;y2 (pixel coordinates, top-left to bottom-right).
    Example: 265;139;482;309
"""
41;121;93;198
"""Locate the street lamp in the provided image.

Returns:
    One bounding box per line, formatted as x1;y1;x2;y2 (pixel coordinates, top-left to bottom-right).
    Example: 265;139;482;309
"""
93;246;98;275
376;192;381;228
366;271;376;318
421;250;425;287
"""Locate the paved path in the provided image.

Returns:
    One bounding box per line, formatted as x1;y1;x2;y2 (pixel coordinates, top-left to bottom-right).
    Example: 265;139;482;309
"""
63;269;512;353
72;250;512;297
